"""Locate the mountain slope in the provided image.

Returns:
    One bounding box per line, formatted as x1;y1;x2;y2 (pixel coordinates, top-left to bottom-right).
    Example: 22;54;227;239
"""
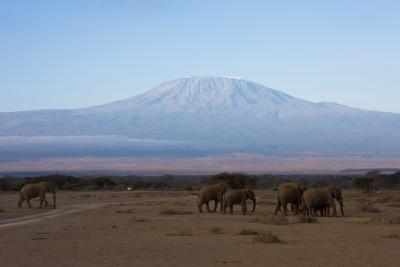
1;76;400;157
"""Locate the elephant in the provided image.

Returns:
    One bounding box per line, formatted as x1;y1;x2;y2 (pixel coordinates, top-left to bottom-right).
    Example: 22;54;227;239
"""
274;182;305;215
197;183;230;213
322;185;344;216
18;181;56;209
302;188;336;217
222;188;256;215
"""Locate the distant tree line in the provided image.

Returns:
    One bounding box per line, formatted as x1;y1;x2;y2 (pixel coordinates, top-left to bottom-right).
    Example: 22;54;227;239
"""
1;171;400;192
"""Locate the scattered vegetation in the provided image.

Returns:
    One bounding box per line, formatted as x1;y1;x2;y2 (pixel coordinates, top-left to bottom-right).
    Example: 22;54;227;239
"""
346;216;400;224
115;208;135;214
381;232;400;239
159;209;193;215
238;229;260;235
209;227;225;234
251;215;289;225
129;216;148;223
166;230;194;236
357;201;381;213
253;231;282;244
172;201;188;206
207;172;257;189
295;215;317;223
353;176;375;193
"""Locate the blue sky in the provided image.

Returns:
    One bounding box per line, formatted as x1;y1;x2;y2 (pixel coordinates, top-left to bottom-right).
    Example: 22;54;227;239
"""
0;0;399;112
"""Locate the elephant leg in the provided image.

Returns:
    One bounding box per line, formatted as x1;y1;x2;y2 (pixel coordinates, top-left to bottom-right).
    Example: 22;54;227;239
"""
294;203;299;215
282;202;288;216
242;201;247;215
229;204;233;215
223;202;227;214
205;201;211;212
18;199;22;208
44;196;49;207
27;199;32;208
198;202;203;213
213;200;218;212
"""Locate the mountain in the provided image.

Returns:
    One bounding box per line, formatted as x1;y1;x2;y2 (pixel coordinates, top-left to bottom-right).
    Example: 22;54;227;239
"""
1;76;400;158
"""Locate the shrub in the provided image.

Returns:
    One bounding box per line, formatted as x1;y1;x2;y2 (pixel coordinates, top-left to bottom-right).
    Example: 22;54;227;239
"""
239;229;260;235
353;176;374;193
295;215;317;223
207;172;257;189
357;201;381;213
115;208;135;214
381;232;400;239
253;231;282;244
159;209;193;215
130;216;148;223
210;227;225;234
166;230;193;236
251;215;289;225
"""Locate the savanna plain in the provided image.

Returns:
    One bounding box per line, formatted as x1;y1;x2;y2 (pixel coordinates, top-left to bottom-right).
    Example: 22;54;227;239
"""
0;189;400;267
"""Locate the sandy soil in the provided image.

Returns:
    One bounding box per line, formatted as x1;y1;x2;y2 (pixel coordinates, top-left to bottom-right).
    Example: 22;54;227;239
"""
0;190;400;267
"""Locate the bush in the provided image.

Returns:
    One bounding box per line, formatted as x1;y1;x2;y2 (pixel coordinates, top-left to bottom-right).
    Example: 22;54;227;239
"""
253;231;282;244
353;176;374;193
166;230;193;236
239;229;260;235
357;201;381;213
251;215;289;225
207;172;257;189
159;209;193;215
210;227;225;234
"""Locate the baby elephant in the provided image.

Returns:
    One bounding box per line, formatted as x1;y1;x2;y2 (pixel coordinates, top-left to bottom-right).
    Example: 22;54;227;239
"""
223;189;256;215
18;181;56;209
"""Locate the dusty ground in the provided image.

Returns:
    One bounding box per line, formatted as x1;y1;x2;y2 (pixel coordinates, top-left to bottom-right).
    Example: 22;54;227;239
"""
0;190;400;267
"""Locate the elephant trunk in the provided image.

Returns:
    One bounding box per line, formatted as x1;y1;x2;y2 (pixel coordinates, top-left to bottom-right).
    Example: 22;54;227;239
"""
251;197;256;212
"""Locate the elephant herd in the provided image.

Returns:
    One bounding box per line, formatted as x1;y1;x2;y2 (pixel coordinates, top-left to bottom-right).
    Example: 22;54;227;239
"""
198;182;344;216
17;180;344;218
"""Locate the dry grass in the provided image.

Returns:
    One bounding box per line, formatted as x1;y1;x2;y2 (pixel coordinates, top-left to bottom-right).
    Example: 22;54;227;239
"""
159;208;193;215
166;230;194;236
115;208;135;214
238;229;260;235
386;202;400;208
79;194;94;198
209;227;225;234
130;216;149;223
357;201;381;213
375;196;400;203
172;201;189;206
253;231;282;244
251;215;289;225
295;215;317;223
346;216;400;224
381;232;400;239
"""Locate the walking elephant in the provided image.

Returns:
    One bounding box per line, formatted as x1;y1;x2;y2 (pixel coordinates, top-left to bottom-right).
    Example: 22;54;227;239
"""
18;181;56;209
274;182;305;215
322;185;344;216
223;188;256;215
197;183;230;213
302;188;336;217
